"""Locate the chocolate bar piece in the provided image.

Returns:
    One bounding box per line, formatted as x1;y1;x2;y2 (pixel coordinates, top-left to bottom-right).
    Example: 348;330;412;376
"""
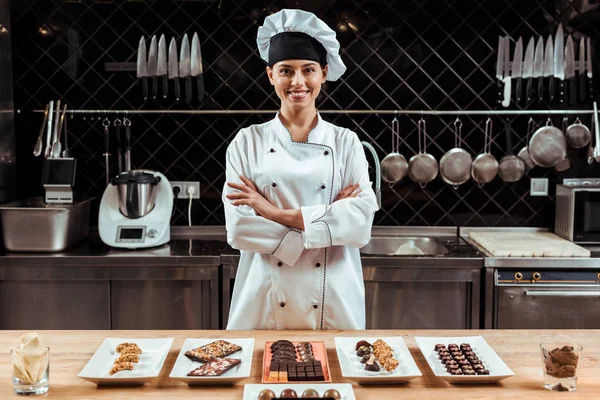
185;340;242;363
187;358;241;377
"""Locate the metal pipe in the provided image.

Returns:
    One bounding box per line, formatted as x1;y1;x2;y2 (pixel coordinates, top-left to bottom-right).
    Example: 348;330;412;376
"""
22;109;596;115
361;141;381;210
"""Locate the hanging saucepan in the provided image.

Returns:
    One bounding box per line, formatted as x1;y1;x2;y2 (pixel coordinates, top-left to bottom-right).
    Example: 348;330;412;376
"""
528;118;567;168
381;116;408;184
565;116;591;148
517;117;536;171
408;117;438;187
498;118;525;183
439;117;472;189
554;117;571;172
471;117;498;186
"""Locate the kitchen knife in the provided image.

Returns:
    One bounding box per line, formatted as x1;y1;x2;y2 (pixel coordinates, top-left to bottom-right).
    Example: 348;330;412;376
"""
564;35;576;105
496;36;505;105
147;35;158;103
180;33;192;105
554;24;565;104
136;37;148;104
579;36;586;104
512;37;523;105
501;36;511;108
523;37;534;103
168;37;180;104
533;36;544;103
157;34;168;103
544;34;554;102
191;32;205;103
587;36;593;101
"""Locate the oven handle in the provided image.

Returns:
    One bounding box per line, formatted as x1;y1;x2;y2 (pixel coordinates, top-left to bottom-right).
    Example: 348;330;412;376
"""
525;290;600;297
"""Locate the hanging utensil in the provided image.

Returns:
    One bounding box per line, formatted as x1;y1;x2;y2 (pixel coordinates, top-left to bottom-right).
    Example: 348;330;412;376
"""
498;118;525;183
533;36;544;103
51;103;67;158
157;34;168;103
191;32;205;103
496;36;505;105
512;37;524;105
528;118;567;167
102;117;111;186
579;36;586;104
34;103;50;157
564;35;576;106
168;37;180;104
123;115;132;172
61;112;70;158
147;35;158;103
408;117;438;187
587;37;593;101
588;113;595;164
45;100;54;159
501;35;511;108
380;116;408;184
554;24;565;105
180;33;192;105
544;34;554;103
523;37;535;104
439;117;472;189
114;116;123;174
49;99;61;159
471;118;498;186
593;101;600;162
517;117;536;171
565;116;591;148
136;37;148;104
554;117;571;172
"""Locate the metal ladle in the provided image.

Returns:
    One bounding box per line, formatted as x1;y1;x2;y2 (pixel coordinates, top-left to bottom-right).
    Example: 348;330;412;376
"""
439;117;472;189
408;116;438;187
380;116;408;184
471;118;498;186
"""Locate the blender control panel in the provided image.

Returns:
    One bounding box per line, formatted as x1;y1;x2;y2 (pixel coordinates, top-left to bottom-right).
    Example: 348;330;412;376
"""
116;226;147;243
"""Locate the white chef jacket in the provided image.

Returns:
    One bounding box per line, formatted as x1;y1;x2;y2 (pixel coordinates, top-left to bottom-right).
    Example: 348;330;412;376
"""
223;112;379;330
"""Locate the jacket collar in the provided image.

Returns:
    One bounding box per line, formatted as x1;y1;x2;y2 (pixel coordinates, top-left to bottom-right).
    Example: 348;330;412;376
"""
273;111;324;144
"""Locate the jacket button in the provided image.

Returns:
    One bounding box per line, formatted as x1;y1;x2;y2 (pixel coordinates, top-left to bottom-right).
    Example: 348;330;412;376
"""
324;150;329;156
313;304;319;309
321;184;326;190
277;261;283;267
270;148;275;153
316;263;321;268
272;182;277;187
280;302;286;308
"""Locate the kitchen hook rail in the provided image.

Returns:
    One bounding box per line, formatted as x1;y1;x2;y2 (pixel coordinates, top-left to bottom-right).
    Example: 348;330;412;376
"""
19;108;597;115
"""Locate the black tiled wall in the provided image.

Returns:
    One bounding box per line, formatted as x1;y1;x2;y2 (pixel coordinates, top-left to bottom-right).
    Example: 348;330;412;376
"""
10;0;600;226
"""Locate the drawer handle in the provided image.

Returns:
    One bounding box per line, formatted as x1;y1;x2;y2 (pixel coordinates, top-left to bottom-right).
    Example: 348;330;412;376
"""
525;290;600;297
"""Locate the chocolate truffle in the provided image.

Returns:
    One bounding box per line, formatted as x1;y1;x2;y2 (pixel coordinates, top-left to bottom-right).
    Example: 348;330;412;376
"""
365;355;380;372
357;345;372;357
477;369;490;375
360;354;370;364
258;389;277;400
280;388;298;398
434;344;447;351
441;355;453;363
301;388;320;398
450;369;463;375
458;359;470;366
323;389;342;400
355;340;371;350
463;370;476;375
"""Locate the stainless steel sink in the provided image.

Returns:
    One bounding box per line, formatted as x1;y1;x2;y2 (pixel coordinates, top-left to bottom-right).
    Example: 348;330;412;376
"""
360;237;448;256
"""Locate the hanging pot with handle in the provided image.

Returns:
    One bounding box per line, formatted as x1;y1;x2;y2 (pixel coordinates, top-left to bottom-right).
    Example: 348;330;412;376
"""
565;116;591;148
380;116;408;184
554;117;571;172
498;118;525;182
517;117;536;171
408;117;438;187
471;117;498;186
439;117;472;189
528;118;567;167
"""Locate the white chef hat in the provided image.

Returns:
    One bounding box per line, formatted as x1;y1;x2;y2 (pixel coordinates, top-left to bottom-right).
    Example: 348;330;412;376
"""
256;9;347;81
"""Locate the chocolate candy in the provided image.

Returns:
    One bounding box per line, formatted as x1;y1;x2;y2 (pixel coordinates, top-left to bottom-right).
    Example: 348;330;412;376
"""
435;344;447;351
301;388;320;398
477;369;490;375
258;389;277;400
450;369;462;375
463;370;476;375
280;388;298;398
323;389;342;400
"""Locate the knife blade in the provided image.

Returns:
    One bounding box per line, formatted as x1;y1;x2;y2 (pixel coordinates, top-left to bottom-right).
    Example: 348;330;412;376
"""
180;33;192;105
147;35;158;103
587;36;593;100
168;37;180;104
512;37;523;105
579;36;586;104
157;34;168;102
533;36;544;103
496;36;505;105
191;32;205;103
501;36;511;108
136;37;148;103
554;24;565;104
523;37;535;103
564;35;576;105
544;34;554;102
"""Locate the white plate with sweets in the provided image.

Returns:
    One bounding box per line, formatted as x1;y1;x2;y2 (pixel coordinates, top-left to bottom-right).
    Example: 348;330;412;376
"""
334;337;422;384
169;338;254;385
78;338;174;385
415;336;514;383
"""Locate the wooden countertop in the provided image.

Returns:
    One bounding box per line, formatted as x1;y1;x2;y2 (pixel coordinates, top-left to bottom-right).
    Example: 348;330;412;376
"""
1;330;599;399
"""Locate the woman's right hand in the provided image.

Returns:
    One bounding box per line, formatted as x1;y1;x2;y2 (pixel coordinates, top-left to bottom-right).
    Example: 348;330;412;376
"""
334;183;361;202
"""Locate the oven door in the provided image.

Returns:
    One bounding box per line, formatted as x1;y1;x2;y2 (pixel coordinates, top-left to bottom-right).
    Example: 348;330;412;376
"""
573;190;600;243
496;285;600;329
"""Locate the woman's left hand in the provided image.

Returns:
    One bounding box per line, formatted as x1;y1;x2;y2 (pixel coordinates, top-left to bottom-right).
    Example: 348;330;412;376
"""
226;176;279;219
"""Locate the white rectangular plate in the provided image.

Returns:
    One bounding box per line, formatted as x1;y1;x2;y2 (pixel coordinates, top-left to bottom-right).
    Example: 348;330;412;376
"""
78;337;174;386
244;384;355;400
334;336;422;384
415;336;514;384
169;338;254;385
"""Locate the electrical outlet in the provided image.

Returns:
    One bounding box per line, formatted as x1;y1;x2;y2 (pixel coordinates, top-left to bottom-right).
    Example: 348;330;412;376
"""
170;181;200;199
530;178;549;196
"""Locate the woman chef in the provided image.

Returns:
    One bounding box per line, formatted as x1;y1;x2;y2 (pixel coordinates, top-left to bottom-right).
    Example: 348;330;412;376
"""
222;9;379;330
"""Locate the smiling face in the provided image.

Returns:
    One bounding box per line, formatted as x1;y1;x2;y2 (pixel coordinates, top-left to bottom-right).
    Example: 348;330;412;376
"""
267;60;328;112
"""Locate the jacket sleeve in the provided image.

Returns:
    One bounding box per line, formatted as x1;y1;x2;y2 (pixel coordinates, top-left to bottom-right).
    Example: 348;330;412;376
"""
222;134;305;267
300;136;379;249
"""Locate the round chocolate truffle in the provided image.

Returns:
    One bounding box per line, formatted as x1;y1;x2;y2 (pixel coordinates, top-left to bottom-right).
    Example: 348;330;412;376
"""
463;370;476;375
280;388;298;398
434;344;447;351
450;369;463;375
458;359;470;366
441;355;453;363
323;389;342;400
258;389;277;400
477;369;490;375
301;388;320;398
